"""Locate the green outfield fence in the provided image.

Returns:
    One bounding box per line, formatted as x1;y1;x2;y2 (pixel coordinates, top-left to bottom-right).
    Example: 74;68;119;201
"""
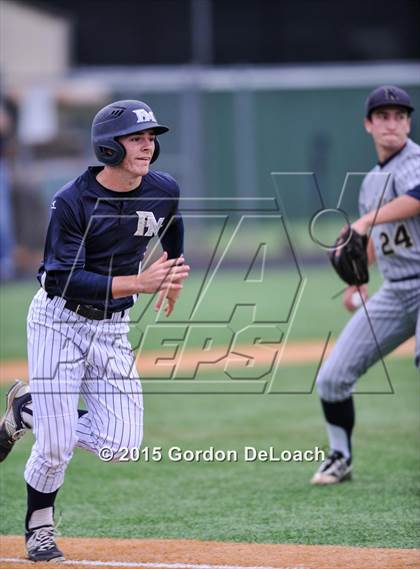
6;63;420;264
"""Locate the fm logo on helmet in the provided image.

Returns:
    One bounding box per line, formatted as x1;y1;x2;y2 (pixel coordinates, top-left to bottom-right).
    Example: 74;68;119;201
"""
132;109;157;124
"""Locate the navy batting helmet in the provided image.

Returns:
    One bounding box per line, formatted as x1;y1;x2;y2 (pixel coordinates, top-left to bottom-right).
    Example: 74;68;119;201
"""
91;100;169;166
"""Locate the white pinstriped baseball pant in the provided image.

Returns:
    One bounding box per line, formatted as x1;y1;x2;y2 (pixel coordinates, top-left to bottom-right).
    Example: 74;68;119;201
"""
24;289;143;493
316;280;420;402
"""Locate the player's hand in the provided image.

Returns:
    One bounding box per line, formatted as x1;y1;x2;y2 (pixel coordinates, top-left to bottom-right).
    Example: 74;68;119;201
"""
343;284;368;312
137;252;189;294
351;215;371;236
155;287;180;317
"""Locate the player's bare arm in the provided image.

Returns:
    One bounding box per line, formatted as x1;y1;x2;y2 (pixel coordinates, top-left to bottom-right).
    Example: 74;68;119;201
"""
352;194;420;235
366;236;375;265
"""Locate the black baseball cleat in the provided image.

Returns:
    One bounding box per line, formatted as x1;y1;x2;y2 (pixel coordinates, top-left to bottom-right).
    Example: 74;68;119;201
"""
310;450;352;485
25;525;65;562
0;380;31;462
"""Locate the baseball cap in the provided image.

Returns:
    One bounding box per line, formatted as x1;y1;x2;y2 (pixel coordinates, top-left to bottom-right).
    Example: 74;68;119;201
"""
365;85;414;117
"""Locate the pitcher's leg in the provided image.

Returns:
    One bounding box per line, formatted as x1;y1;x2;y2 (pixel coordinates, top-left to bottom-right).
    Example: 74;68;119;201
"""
312;286;415;485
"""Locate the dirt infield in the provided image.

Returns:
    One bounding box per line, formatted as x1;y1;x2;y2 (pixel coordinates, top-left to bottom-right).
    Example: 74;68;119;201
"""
1;535;419;569
0;338;415;384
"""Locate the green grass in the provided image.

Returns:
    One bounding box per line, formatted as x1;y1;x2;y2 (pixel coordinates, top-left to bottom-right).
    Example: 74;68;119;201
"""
0;359;419;548
0;266;384;360
1;267;418;548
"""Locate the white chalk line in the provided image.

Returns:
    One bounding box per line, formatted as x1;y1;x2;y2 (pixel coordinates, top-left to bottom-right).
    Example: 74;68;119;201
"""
0;559;307;569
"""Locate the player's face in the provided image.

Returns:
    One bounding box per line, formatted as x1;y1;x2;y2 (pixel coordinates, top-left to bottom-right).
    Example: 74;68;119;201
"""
364;107;411;152
119;130;156;176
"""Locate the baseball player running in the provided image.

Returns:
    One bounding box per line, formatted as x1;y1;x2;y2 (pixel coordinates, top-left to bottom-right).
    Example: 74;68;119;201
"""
311;85;420;485
0;100;189;561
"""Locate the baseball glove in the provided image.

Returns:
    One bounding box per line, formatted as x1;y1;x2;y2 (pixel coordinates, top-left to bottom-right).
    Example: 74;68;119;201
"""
329;226;369;286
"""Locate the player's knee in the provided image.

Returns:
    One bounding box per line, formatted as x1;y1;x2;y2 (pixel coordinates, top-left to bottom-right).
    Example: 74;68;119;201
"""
316;360;354;402
316;371;334;400
105;425;143;462
40;437;76;469
316;358;335;393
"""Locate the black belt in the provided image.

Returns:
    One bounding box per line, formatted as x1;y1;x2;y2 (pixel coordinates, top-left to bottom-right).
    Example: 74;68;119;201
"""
47;294;124;321
389;274;420;282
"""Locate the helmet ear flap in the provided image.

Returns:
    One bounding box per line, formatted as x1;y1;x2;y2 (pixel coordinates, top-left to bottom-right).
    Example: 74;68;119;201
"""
151;138;160;164
95;139;126;166
96;136;160;165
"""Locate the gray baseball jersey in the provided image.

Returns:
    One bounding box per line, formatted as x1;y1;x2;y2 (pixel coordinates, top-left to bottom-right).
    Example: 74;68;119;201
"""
359;138;420;282
317;138;420;402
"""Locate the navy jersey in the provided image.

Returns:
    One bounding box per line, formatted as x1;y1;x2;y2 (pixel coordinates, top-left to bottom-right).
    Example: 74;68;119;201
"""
38;166;184;312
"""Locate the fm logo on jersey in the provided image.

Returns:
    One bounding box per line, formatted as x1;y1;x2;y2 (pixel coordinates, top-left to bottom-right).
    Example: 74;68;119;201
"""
134;211;165;237
132;109;157;124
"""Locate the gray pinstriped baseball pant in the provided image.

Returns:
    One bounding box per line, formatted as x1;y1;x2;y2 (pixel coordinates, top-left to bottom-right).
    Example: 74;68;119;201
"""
316;280;420;402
